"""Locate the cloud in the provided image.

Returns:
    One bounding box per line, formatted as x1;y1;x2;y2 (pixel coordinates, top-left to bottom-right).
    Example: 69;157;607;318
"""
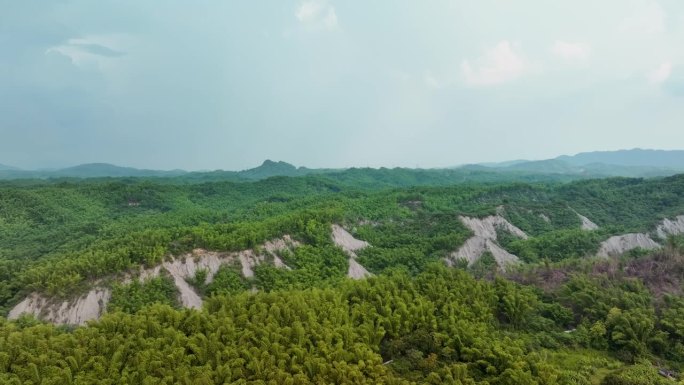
46;36;127;68
71;43;125;58
619;1;665;35
461;41;526;86
551;41;591;61
647;61;672;84
295;0;338;30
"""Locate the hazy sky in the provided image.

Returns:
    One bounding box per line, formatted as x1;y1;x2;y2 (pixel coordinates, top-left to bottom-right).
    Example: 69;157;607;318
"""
2;0;684;170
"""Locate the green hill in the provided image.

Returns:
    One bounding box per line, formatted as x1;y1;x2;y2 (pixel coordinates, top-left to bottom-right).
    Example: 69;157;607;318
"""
2;167;684;384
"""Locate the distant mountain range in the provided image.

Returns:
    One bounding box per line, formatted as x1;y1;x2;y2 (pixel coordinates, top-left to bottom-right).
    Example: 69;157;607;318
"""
0;163;20;171
1;149;683;181
557;149;684;168
0;163;186;179
0;160;328;181
473;149;684;177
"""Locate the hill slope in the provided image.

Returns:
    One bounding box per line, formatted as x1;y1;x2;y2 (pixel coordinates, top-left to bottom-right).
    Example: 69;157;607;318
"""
2;171;684;384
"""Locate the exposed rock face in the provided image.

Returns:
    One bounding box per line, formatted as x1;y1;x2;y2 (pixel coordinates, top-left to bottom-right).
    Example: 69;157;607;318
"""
136;236;299;308
168;270;203;309
487;241;522;267
8;288;111;326
161;250;224;283
9;236;298;324
459;215;528;240
656;215;684;239
446;215;528;269
568;207;599;230
597;233;660;257
578;214;599;230
348;259;372;280
332;224;372;279
332;224;370;255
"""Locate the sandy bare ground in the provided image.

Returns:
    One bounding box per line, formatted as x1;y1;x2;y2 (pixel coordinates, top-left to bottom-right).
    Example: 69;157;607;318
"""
8;288;111;326
331;224;372;279
597;233;660;257
656;215;684;239
9;236;299;324
578;214;599;230
567;207;600;230
446;215;528;270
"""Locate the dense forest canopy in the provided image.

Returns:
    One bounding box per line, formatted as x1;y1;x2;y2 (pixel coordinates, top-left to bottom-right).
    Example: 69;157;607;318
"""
1;169;684;384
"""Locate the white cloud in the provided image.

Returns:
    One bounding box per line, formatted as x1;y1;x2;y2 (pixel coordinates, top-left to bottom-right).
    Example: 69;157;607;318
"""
295;1;338;30
46;35;128;69
619;1;665;35
461;41;526;86
647;61;672;84
551;41;591;61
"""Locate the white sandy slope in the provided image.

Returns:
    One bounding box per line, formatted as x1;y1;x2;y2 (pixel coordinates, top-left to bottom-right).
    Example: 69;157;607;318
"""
8;288;111;326
568;207;599;230
596;233;660;258
578;213;599;230
656;215;684;239
331;224;372;279
594;215;684;257
9;236;298;325
446;215;528;270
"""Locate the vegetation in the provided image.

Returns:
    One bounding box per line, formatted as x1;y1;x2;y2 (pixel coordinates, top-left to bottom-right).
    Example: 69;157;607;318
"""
2;260;684;384
1;170;684;383
109;276;179;314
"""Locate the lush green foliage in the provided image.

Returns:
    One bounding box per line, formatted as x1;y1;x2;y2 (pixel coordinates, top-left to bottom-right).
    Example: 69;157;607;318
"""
2;171;684;383
109;276;179;314
2;174;684;313
0;266;648;384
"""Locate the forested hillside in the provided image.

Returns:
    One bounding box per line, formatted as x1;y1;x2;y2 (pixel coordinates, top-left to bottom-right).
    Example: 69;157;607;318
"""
1;171;684;384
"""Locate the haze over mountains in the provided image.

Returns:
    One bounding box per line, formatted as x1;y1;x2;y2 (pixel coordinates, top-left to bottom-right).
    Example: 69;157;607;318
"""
0;164;20;171
1;149;683;181
473;149;684;178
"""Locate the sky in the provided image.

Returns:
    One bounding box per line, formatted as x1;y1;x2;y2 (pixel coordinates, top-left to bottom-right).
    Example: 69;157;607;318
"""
1;0;684;170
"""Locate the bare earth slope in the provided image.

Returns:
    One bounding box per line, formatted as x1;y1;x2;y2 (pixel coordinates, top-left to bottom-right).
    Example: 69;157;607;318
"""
656;215;684;239
597;233;660;258
446;215;528;269
578;213;599;230
331;224;372;279
9;236;298;325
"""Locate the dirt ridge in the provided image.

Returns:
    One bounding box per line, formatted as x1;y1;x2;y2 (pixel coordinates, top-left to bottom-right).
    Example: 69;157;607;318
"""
9;236;298;324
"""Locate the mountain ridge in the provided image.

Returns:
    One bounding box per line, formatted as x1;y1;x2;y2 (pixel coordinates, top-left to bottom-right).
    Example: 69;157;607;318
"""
2;148;684;180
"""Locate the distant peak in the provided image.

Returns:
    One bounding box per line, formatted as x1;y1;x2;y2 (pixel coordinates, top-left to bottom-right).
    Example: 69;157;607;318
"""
237;160;301;180
257;160;295;169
